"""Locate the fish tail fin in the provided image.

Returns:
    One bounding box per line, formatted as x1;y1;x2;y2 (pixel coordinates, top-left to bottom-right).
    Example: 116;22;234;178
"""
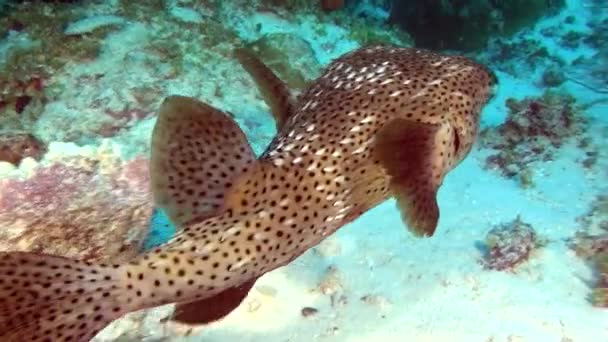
0;251;133;342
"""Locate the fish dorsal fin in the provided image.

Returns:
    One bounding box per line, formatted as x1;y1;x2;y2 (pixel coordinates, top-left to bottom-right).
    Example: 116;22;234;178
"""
234;47;295;131
170;277;258;325
150;95;256;228
373;118;456;237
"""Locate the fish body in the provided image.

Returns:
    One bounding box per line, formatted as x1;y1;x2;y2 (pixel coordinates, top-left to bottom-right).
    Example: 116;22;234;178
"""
0;46;495;341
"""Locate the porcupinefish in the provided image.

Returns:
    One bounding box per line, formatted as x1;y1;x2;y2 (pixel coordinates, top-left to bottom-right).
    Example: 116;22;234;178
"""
0;45;496;341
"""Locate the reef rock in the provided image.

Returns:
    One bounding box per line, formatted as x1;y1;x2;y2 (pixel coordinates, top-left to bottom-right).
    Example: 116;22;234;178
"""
0;75;46;132
0;151;152;263
0;131;46;165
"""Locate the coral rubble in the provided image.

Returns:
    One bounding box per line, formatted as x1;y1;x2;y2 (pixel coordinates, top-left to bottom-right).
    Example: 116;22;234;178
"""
0;75;46;132
0;131;46;165
569;195;608;307
479;91;590;179
591;255;608;307
480;216;541;271
0;152;152;263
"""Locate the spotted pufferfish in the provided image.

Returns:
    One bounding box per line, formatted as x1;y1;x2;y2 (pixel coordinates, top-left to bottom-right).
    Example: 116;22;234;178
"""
0;45;496;342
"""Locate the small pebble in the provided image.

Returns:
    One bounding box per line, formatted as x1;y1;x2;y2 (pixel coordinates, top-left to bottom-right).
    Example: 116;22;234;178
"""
246;299;261;313
318;265;342;295
301;307;318;317
255;285;278;297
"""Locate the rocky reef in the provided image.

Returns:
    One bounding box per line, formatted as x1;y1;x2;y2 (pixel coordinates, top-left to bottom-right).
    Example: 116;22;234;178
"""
388;0;565;51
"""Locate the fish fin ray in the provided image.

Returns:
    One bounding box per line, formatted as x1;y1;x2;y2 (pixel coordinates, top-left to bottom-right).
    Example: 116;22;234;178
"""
170;277;257;325
151;95;256;228
373;118;455;237
0;252;130;342
234;47;295;131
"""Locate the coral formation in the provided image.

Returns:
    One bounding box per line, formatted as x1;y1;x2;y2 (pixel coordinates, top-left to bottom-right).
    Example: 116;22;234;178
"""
388;0;565;50
0;132;46;165
479;91;589;178
480;216;541;271
0;152;152;263
568;195;608;307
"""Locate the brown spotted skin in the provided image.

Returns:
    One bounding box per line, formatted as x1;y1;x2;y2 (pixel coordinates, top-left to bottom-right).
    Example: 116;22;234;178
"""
0;46;496;342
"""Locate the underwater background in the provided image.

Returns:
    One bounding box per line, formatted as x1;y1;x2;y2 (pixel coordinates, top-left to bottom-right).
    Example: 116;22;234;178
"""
0;0;606;341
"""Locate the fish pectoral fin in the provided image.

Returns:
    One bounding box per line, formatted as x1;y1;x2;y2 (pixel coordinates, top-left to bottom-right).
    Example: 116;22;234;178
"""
170;277;258;325
151;95;256;228
373;118;455;237
234;47;295;131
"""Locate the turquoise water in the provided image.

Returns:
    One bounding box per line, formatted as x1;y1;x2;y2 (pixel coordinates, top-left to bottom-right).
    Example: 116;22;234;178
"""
0;1;606;341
